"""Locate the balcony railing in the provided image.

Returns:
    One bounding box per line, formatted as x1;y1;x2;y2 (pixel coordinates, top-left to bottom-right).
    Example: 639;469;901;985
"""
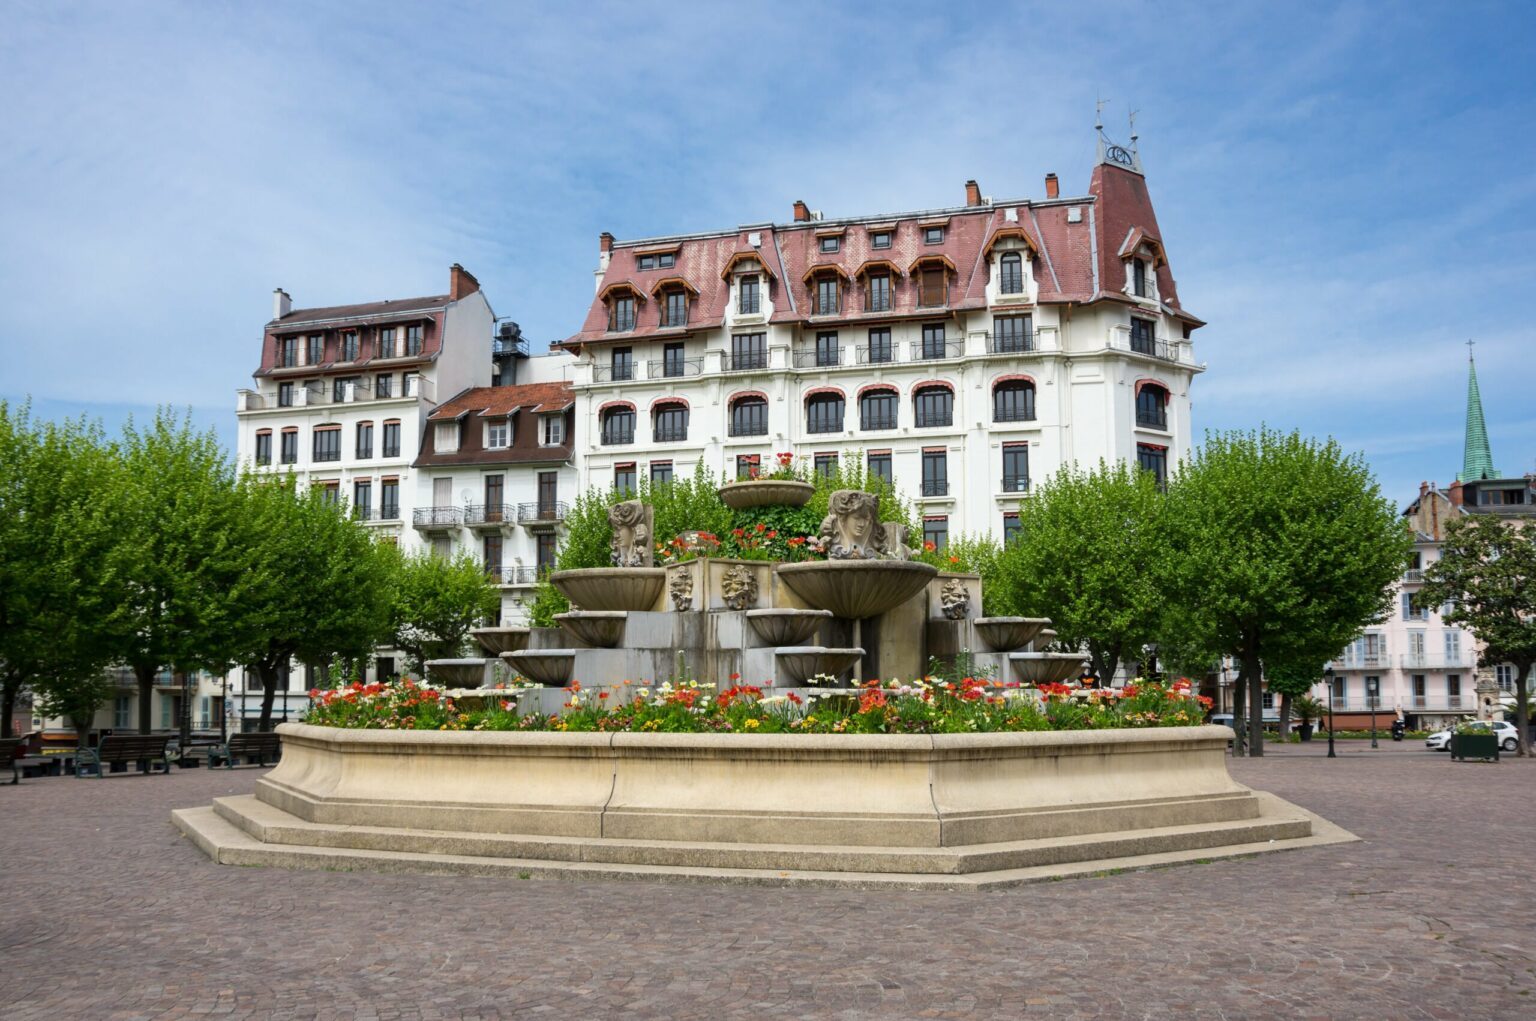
811;296;841;317
1001;475;1030;493
856;345;895;364
985;331;1037;354
1400;652;1468;669
860;414;897;431
806;417;844;435
600;428;634;446
910;341;962;363
1403;569;1425;582
412;506;463;529
660;312;691;330
921;479;949;497
1118;332;1181;363
726;351;769;371
464;504;515;527
653;426;689;443
487;565;542;586
517;501;568;525
794;348;842;368
1329;653;1389;670
915;413;953;429
1137;411;1168;429
593;364;636;383
647;358;703;379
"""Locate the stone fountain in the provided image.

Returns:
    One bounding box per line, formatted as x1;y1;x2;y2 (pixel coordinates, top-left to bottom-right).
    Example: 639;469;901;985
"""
424;658;492;689
549;499;665;611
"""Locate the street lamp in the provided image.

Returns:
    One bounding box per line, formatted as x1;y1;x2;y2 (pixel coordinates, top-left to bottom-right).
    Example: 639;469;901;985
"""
1325;664;1337;759
1369;677;1379;749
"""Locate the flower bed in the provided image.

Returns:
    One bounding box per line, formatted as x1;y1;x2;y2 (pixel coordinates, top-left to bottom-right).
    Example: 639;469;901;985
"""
304;676;1212;735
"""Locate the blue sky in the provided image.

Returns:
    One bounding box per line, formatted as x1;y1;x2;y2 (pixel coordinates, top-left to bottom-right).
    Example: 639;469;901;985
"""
3;0;1532;503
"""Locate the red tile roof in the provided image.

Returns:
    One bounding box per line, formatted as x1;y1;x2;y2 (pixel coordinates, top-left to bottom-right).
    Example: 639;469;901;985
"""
428;382;574;421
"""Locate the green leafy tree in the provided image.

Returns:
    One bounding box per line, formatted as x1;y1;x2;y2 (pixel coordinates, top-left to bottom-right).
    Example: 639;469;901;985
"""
1264;657;1325;739
993;460;1166;684
387;547;500;673
1419;514;1536;756
1159;428;1411;756
30;669;117;751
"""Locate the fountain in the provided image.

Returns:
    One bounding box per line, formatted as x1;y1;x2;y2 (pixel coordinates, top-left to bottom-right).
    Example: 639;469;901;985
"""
555;611;627;648
501;650;576;687
1009;652;1089;685
549;499;665;611
424;658;491;689
470;626;531;656
744;608;832;645
972;617;1051;652
774;647;863;685
775;491;936;619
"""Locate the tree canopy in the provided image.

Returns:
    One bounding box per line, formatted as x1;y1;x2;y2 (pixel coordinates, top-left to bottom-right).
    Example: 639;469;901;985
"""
386;547;501;673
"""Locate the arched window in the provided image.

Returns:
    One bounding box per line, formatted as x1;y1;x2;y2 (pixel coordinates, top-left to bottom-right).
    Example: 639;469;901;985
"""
729;395;767;437
913;385;953;428
1136;385;1168;429
993;380;1035;422
806;393;844;434
859;388;898;430
999;252;1024;295
601;405;635;445
652;401;688;442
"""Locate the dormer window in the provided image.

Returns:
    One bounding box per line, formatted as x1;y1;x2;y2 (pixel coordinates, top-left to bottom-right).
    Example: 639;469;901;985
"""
663;288;688;328
819;236;840;253
406;325;423;356
871;231;892;250
434;421;460;453
999;252;1025;295
609;295;636;332
816;276;839;316
923;226;944;245
637;252;677;271
279;336;297;367
485;418;510;449
866;272;890;312
1133;259;1149;298
306;334;323;365
341;331;359;361
738;275;760;314
541;415;565;446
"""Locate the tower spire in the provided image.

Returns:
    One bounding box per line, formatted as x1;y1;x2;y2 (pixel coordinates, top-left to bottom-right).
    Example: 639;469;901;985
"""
1460;341;1498;481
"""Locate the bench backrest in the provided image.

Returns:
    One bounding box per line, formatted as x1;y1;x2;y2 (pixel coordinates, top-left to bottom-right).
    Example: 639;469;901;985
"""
0;737;24;760
98;734;172;758
228;733;282;751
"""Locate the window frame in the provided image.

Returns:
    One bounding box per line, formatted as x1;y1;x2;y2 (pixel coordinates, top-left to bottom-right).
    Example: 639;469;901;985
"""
729;395;768;437
870;231;892;250
806;393;845;434
738;275;760;315
913;385;953;428
999;251;1025;295
652;402;689;443
601;406;636;446
859;389;898;430
993;380;1036;423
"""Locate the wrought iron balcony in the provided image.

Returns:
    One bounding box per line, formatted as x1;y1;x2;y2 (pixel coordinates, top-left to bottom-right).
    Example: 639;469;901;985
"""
647;357;703;379
985;330;1036;354
593;364;636;383
860;414;897;431
910;341;962;363
412;506;463;530
464;504;515;528
856;345;895;365
1137;410;1168;429
726;352;769;371
1001;475;1030;493
921;479;949;497
794;348;842;368
486;564;542;586
517;501;568;526
1403;568;1424;582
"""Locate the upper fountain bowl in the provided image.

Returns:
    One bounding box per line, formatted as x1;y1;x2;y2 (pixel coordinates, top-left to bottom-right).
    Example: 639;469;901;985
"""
775;560;937;620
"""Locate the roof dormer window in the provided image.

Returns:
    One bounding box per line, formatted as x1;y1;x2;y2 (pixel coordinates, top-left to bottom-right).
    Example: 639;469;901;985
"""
819;236;840;253
923;226;944;245
434;420;460;453
871;231;892;250
1132;258;1149;298
999;252;1025;295
485;417;510;449
637;252;677;271
662;287;689;328
609;295;636;332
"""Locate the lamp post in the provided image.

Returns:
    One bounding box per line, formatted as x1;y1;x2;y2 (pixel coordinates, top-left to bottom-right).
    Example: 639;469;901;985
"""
1369;677;1379;749
1325;664;1337;759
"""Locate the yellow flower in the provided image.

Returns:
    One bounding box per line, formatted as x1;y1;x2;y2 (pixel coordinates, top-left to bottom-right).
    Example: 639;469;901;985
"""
744;719;760;730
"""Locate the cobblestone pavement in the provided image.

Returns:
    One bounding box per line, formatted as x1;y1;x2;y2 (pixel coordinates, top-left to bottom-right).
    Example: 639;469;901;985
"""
1;741;1532;1020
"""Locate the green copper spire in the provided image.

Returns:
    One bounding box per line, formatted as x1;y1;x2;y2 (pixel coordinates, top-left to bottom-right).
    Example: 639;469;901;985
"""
1460;344;1497;481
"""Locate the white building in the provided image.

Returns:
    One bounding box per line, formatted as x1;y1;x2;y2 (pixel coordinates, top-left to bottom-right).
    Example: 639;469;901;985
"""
560;140;1205;545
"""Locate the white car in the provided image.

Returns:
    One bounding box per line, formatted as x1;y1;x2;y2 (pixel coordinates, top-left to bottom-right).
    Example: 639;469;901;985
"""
1425;720;1520;752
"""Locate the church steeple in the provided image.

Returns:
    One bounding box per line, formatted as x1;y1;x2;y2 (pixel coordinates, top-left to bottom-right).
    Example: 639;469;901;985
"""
1459;343;1497;481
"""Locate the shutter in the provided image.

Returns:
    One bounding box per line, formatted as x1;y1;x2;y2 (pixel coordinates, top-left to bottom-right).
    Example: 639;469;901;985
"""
922;267;944;305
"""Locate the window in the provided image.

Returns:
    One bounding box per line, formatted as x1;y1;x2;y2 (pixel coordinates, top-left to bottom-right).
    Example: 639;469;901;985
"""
650;461;674;486
653;402;689;442
736;454;760;480
1002;443;1029;492
1402;593;1426;621
614;464;636;495
380;479;400;519
636;252;676;271
375;373;392;398
662;342;687;378
1137;385;1168;429
866;273;891;312
306;335;323;365
114;695;131;729
405;325;423;356
731;333;767;370
1136;444;1167;485
541;415;565;446
868;451;892;485
485;418;510;449
923;226;944;245
1496;664;1514;692
434;421;459;453
913;385;953;428
993;315;1033;353
376;327;395;358
280;430;298;465
814;453;838;478
483;533;503;575
923;516;948;550
664;289;688;328
1002;512;1021;543
865;327;892;363
994;379;1035;422
738;275;760;314
819;235;840;253
1130;317;1155;355
313;428;340;462
278;382;295;407
609;296;636;332
1330;676;1347;709
333;376;360;403
341;331;359;361
921;450;948;496
1412;674;1427;708
815;331;840;367
353;480;372;519
601;406;636;445
537;532;559;573
1132;259;1148;298
806;393;844;434
349;423;371;461
1447;674;1462;708
1444;630;1461;663
382;421;401;458
537;471;558;514
729;395;768;436
254;431;272;466
999;252;1025;295
318;482;340;507
611;347;634;381
280;336;298;367
918;265;946;307
871;231;892;250
860;389;897;430
815;276;839;316
921;324;947;360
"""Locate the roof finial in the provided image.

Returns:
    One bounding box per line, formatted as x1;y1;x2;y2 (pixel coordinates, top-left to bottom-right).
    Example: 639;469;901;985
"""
1128;109;1139;155
1466;337;1475;360
1459;340;1498;482
1094;98;1143;175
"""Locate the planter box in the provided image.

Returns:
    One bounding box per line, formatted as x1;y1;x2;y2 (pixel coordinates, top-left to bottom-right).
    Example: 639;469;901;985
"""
1450;732;1500;761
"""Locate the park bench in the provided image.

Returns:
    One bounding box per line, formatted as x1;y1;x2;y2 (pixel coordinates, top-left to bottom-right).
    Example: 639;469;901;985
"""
209;731;282;768
76;734;174;778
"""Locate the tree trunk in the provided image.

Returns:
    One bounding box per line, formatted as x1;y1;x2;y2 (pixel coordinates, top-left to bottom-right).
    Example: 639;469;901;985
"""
256;660;281;733
1515;662;1532;759
70;713;92;753
1245;649;1265;757
134;662;155;734
1231;662;1248;757
1088;642;1120;688
179;671;192;747
1;670;19;737
1278;692;1293;740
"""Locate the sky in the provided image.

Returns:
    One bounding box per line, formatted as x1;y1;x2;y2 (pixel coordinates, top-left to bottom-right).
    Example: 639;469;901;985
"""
2;0;1533;504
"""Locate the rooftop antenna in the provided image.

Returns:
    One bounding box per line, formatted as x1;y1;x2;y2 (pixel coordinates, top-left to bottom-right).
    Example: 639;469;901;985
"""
1095;95;1109;162
1128;109;1140;157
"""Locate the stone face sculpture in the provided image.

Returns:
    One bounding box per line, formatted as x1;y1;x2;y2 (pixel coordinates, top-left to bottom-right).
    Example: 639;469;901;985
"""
818;490;887;560
669;568;694;612
879;522;911;561
940;577;970;620
609;499;654;568
721;564;759;611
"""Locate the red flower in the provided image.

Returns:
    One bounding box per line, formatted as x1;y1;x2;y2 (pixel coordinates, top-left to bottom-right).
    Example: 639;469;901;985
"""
923;541;936;552
788;537;805;547
755;522;766;533
766;530;777;539
732;528;745;538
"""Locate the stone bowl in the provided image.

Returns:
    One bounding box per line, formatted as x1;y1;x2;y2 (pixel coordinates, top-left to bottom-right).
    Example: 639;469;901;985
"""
550;568;665;612
775;560;938;620
1009;652;1088;686
501;650;577;687
470;626;531;656
1032;629;1058;650
424;658;491;689
717;479;815;510
554;611;627;648
744;608;833;646
972;617;1052;652
775;647;864;685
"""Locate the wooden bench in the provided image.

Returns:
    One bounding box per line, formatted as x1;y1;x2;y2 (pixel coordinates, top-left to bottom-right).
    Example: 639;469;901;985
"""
209;731;282;768
76;734;174;778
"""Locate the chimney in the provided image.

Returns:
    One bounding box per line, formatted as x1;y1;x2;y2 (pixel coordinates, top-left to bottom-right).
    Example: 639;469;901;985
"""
1045;173;1059;199
1419;480;1429;501
449;263;480;301
792;200;811;222
1448;480;1464;507
599;231;614;254
965;180;983;207
273;288;291;320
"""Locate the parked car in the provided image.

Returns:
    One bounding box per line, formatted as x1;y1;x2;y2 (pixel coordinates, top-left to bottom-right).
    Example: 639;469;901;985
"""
1425;720;1519;752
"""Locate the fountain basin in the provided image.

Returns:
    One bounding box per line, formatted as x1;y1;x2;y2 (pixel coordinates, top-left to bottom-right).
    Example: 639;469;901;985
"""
554;611;627;648
745;608;833;646
717;479;815;510
774;647;864;685
775;560;938;619
470;626;531;656
1032;629;1058;650
502;650;577;687
1010;652;1088;686
550;568;665;612
424;658;491;689
972;617;1052;652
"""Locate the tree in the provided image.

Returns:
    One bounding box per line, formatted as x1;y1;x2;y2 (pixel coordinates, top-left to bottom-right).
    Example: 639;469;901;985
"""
993;460;1166;685
1159;428;1411;756
226;476;395;731
30;669;117;751
1419;514;1536;757
1264;657;1325;740
387;547;501;673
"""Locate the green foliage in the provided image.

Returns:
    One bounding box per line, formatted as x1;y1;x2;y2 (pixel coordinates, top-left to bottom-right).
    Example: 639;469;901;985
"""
386;547;501;672
644;461;736;543
914;534;1011;614
524;579;569;629
1290;695;1325;725
553;486;616;570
